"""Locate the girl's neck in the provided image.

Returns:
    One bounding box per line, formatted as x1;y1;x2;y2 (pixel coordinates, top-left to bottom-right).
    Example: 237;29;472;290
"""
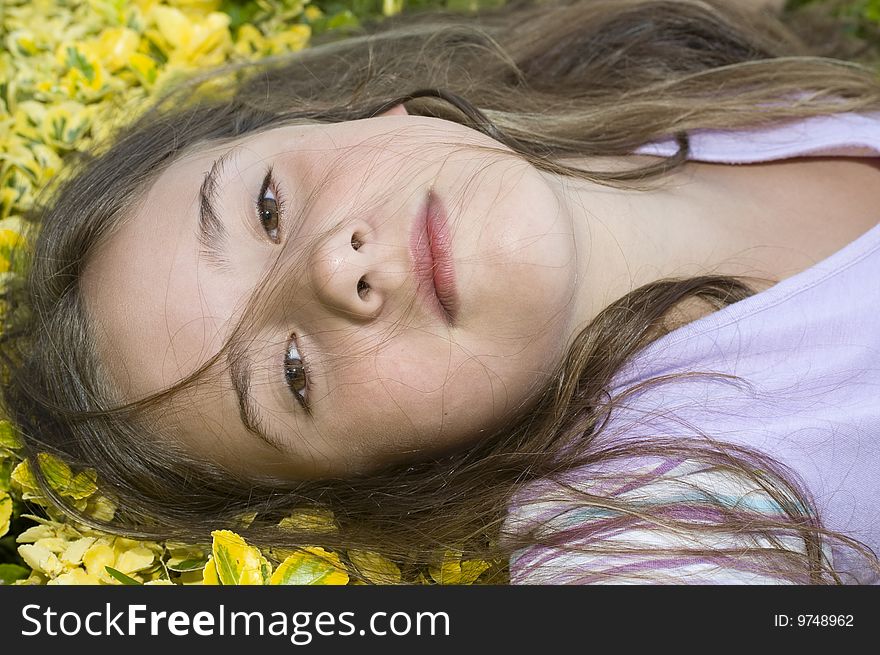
554;154;880;336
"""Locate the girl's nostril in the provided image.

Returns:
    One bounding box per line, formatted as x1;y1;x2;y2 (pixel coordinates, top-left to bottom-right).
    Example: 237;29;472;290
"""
357;276;370;299
351;233;363;251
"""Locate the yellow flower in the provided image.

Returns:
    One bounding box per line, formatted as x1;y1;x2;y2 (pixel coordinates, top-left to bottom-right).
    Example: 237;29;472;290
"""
266;25;311;56
49;568;102;585
0;419;23;452
167;0;224;16
90;27;141;73
348;550;402;585
278;507;337;533
19;543;66;578
127;52;159;89
40;100;92;152
233;24;269;59
86;0;132;27
208;529;272;585
0;169;34;221
383;0;405;17
148;6;232;68
8;455;119;527
80;537;159;584
56;45;113;101
202;556;220;585
83;494;117;522
0;490;12;538
0;229;24;253
61;537;97;567
0;135;43;181
270;547;349;585
80;541;115;581
303;5;324;22
5;30;41;58
428;549;492;585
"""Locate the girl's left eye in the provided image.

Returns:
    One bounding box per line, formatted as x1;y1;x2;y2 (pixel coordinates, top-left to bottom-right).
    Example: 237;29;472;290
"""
284;336;309;408
255;166;286;244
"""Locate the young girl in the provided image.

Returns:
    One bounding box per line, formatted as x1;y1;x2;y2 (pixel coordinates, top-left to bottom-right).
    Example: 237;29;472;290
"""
2;0;879;584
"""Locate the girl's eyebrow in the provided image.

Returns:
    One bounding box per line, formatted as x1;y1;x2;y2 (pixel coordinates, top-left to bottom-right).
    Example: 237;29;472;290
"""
197;145;243;272
227;335;286;453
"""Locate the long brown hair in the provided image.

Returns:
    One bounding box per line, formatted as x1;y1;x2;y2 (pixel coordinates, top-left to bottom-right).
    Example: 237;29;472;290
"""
2;0;880;583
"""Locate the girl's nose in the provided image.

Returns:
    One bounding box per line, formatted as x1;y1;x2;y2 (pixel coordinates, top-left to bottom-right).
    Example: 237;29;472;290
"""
307;218;388;320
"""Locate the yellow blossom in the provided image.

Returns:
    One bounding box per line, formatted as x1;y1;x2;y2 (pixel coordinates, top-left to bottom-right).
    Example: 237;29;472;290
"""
267;25;311;55
90;27;142;73
0;229;23;251
127;52;160;89
16;524;60;544
0;490;12;537
348;550;402;585
270;547;349;585
209;530;272;585
0;135;43;181
233;24;269;59
383;0;405;17
148;6;232;68
167;0;224;16
48;568;102;585
83;494;117;522
86;0;133;27
428;549;492;585
303;5;324;21
40;101;92;152
0;419;22;452
61;537;97;566
201;556;220;585
115;546;157;575
278;507;338;534
5;30;42;58
19;543;66;577
81;541;116;582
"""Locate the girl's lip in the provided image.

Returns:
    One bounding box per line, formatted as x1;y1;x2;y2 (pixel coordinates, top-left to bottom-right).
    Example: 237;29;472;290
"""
409;189;458;323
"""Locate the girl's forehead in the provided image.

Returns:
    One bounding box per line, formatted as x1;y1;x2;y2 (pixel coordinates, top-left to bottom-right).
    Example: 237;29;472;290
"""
81;143;255;403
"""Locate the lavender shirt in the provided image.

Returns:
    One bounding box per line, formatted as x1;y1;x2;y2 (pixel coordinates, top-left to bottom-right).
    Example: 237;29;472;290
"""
506;111;880;584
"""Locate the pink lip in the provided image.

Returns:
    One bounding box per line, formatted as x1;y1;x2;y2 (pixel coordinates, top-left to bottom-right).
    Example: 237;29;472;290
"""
409;189;458;323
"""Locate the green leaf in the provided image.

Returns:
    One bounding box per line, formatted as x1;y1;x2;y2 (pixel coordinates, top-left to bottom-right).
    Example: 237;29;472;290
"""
66;469;98;500
210;530;272;585
167;557;208;573
221;0;263;32
65;47;96;84
105;566;142;585
270;547;349;585
0;421;22;450
0;563;29;584
326;10;360;31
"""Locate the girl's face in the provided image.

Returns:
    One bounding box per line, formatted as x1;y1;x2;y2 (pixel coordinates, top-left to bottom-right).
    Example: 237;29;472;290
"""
81;107;585;480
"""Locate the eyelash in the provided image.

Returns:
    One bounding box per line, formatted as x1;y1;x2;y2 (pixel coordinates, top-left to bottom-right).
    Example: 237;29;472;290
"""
255;165;287;244
284;334;310;409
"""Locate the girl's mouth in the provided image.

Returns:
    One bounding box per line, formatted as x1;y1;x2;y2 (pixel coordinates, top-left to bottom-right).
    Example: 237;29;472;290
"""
410;188;459;324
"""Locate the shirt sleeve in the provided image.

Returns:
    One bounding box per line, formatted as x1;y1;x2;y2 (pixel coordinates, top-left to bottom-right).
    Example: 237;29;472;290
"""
505;458;832;584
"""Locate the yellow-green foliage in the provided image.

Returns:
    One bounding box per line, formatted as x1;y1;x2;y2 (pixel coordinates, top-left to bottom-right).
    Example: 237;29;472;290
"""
0;0;503;585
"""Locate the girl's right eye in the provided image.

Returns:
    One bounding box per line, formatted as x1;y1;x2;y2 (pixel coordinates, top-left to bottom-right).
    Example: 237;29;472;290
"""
284;337;309;408
255;166;287;244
